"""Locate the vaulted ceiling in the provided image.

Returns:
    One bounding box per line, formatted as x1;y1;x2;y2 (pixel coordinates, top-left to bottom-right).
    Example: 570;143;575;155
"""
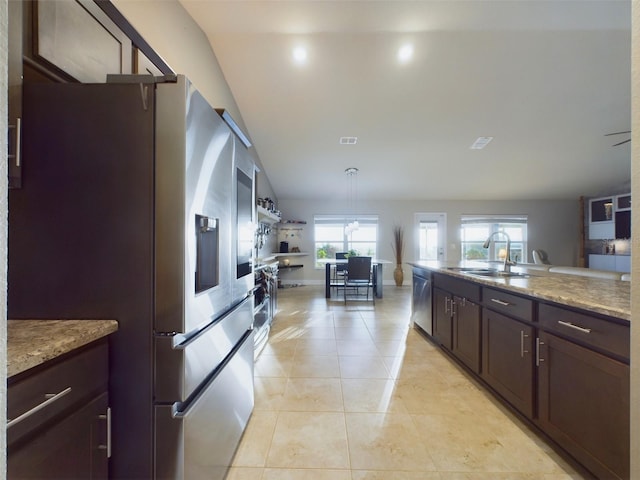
179;0;631;201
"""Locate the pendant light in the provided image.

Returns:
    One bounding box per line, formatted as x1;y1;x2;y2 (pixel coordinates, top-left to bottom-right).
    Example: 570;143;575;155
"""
345;167;359;235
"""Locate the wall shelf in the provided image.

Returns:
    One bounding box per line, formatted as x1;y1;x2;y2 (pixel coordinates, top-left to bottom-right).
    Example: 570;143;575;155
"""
274;252;308;257
257;205;281;224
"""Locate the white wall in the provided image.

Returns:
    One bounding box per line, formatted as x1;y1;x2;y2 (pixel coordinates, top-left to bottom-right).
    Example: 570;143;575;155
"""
111;0;278;206
276;197;579;285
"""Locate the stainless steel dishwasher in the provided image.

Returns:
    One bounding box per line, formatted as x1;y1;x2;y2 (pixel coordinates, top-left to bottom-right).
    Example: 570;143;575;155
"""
411;267;432;335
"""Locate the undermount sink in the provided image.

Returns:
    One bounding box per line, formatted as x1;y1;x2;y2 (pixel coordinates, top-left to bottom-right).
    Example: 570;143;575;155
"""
466;270;530;278
446;267;493;272
446;267;530;278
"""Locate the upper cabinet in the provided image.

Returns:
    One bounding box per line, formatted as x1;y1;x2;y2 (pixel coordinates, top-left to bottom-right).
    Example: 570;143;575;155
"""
28;0;133;82
588;194;631;240
10;0;175;188
8;1;24;188
614;194;631;240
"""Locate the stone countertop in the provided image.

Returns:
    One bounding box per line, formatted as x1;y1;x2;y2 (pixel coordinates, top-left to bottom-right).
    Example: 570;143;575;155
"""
7;319;119;378
409;261;630;322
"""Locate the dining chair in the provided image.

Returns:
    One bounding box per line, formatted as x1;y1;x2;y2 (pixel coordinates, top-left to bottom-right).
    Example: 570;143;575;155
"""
343;256;374;305
333;252;348;294
532;249;551;265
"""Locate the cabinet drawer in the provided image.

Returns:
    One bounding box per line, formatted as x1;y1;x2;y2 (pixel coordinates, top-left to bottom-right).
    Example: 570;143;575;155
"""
482;287;533;322
433;273;480;302
538;303;629;360
8;340;108;446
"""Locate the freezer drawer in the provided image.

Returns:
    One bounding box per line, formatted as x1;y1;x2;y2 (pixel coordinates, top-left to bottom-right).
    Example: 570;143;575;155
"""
155;295;253;402
155;329;254;479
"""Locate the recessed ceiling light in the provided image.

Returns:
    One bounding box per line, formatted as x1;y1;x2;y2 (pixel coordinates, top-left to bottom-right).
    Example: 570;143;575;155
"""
470;137;493;150
340;137;358;145
398;44;414;63
292;46;307;64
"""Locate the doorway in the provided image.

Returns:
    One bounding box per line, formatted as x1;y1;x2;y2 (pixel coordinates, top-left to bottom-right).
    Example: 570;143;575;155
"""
415;213;446;262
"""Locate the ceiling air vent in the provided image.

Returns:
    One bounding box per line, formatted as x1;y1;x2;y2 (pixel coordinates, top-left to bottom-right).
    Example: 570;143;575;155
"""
470;136;493;150
339;137;358;145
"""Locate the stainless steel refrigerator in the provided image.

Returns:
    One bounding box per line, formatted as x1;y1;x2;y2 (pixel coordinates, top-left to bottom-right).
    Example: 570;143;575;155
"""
9;75;256;478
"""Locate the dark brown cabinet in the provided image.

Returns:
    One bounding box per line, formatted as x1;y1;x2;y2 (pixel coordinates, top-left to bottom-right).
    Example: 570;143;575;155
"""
29;0;133;82
8;392;109;479
433;287;453;349
8;0;23;188
413;268;631;479
451;295;481;373
8;340;111;479
481;309;535;418
432;274;481;372
537;304;630;480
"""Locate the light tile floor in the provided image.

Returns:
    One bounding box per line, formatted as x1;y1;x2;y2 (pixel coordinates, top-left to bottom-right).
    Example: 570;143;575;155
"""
228;285;590;480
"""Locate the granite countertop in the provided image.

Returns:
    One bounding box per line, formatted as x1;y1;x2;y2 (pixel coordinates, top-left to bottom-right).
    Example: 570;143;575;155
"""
410;261;630;322
7;319;119;378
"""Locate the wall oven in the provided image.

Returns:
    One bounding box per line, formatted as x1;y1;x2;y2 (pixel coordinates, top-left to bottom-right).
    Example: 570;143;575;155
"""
253;262;278;358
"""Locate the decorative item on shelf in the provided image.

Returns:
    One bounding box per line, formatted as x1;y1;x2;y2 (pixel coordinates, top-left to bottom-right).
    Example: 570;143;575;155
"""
291;247;300;253
392;225;405;286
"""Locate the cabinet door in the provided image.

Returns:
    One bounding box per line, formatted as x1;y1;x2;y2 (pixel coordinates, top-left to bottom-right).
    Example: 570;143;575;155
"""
8;0;23;188
8;392;109;479
481;309;534;418
452;296;481;373
537;332;629;480
32;0;132;82
432;288;452;350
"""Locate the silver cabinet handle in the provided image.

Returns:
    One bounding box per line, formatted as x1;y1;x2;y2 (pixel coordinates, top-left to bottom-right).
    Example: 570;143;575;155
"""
536;338;545;366
7;387;72;429
491;298;511;306
451;299;456;317
444;296;450;314
99;407;112;458
520;331;529;357
8;117;21;167
557;320;592;334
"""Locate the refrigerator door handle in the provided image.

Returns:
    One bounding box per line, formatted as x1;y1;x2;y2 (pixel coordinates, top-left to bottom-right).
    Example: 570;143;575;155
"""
171;329;253;419
172;295;253;349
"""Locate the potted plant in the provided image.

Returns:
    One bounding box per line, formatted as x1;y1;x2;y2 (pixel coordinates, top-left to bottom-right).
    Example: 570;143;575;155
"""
391;225;405;286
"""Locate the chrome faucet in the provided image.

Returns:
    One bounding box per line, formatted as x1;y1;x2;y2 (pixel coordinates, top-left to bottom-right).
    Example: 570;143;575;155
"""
483;231;516;273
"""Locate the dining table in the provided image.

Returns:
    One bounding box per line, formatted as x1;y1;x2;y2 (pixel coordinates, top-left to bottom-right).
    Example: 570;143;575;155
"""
317;258;392;299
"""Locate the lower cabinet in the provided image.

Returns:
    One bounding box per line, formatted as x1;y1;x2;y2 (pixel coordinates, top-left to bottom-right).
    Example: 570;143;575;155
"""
432;287;453;350
420;272;630;479
8;340;111;479
8;392;109;478
481;309;535;418
451;295;481;373
537;332;629;480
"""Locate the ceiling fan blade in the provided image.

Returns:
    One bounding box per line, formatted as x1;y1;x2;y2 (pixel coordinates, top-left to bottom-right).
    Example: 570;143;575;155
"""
612;139;631;146
605;131;632;136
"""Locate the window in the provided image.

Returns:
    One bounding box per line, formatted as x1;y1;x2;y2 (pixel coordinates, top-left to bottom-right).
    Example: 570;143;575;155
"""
314;215;378;267
460;215;528;263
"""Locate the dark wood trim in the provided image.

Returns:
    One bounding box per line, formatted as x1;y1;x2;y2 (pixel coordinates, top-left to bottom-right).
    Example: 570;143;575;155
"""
93;0;175;75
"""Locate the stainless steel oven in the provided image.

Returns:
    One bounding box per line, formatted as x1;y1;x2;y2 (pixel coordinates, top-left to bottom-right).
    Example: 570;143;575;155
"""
253;262;278;358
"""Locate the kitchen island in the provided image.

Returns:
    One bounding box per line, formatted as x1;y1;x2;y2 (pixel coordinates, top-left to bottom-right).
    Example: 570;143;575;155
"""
410;261;629;480
7;319;118;478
